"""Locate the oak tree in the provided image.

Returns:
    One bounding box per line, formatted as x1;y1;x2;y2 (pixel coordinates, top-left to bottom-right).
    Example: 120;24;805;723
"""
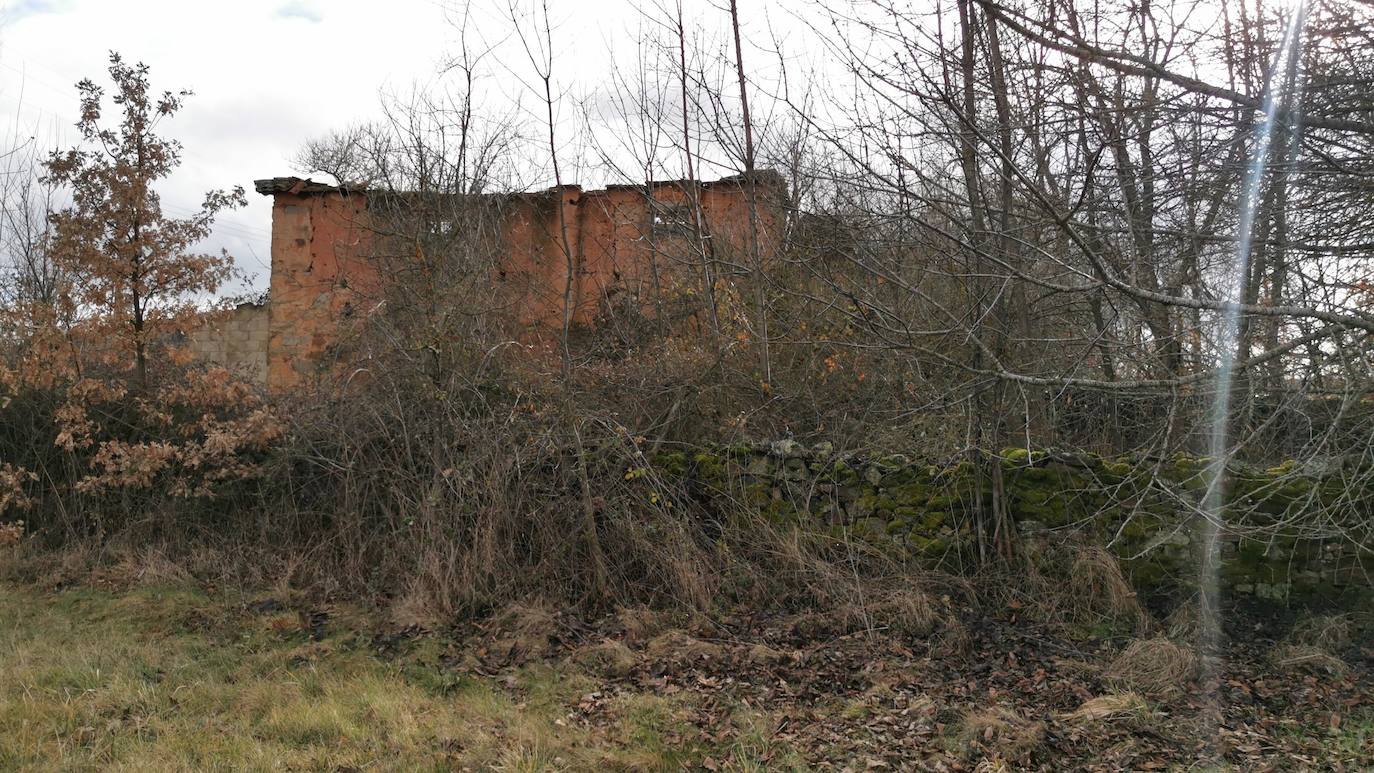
43;52;245;390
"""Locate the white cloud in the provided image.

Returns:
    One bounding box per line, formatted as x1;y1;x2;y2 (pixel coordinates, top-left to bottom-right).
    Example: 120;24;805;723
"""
274;0;321;24
0;0;71;24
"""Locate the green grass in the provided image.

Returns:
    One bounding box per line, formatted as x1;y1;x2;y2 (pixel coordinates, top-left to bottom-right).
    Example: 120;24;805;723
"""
0;581;745;771
1332;710;1374;760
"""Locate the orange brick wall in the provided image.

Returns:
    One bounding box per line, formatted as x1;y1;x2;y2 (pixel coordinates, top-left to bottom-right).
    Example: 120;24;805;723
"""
256;172;785;389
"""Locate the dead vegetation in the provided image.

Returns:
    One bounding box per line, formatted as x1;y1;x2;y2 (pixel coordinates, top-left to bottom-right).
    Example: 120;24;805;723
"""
978;542;1160;648
1106;636;1201;697
1270;613;1355;677
645;630;725;664
478;600;562;666
614;604;678;644
1291;613;1355;651
0;520;21;549
3;549;1372;771
1068;547;1155;635
1059;692;1151;725
1163;597;1201;641
1270;643;1349;677
952;707;1047;764
570;639;639;678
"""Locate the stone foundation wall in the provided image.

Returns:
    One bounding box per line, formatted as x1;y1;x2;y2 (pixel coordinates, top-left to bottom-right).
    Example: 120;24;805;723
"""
653;442;1373;603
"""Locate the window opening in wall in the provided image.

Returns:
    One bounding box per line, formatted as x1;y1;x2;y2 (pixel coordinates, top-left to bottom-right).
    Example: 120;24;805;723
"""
649;203;694;238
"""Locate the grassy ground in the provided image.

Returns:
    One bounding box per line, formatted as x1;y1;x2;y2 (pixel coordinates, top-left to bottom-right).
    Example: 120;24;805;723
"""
1;578;1369;771
0;582;795;771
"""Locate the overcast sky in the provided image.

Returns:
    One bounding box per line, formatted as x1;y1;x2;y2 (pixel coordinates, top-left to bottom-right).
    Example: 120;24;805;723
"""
0;0;812;294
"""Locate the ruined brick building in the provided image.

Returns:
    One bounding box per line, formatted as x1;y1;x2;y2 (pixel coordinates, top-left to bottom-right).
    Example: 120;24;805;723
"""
211;171;785;389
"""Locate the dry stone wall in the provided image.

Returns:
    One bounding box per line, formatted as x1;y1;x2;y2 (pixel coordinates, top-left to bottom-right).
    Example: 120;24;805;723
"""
653;442;1373;604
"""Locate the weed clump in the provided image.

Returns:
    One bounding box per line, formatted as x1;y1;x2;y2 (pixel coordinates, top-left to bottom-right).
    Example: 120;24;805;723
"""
859;586;940;636
571;639;638;678
1068;546;1153;634
614;605;676;644
953;706;1046;764
644;630;723;664
1270;613;1353;676
1106;636;1199;697
1059;692;1149;724
482;601;559;665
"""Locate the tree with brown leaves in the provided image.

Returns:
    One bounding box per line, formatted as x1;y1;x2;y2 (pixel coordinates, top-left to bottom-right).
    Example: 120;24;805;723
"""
43;52;245;390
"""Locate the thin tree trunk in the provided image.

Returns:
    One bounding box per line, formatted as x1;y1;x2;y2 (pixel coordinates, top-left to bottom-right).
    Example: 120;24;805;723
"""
727;0;771;384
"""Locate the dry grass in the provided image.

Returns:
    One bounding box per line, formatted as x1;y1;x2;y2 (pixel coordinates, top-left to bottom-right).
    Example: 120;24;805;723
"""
1066;546;1154;634
482;600;560;665
788;585;945;641
1059;692;1150;724
0;581;744;771
614;604;677;644
570;638;638;678
644;630;724;663
1290;614;1354;651
745;643;794;666
385;582;451;631
997;544;1153;641
1163;597;1200;641
952;706;1046;763
87;547;197;590
1106;636;1200;697
2;574;1367;770
1270;643;1349;677
1269;613;1355;677
853;586;941;636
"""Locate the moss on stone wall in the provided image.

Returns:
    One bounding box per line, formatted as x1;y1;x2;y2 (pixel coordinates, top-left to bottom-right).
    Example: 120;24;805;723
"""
648;443;1373;604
